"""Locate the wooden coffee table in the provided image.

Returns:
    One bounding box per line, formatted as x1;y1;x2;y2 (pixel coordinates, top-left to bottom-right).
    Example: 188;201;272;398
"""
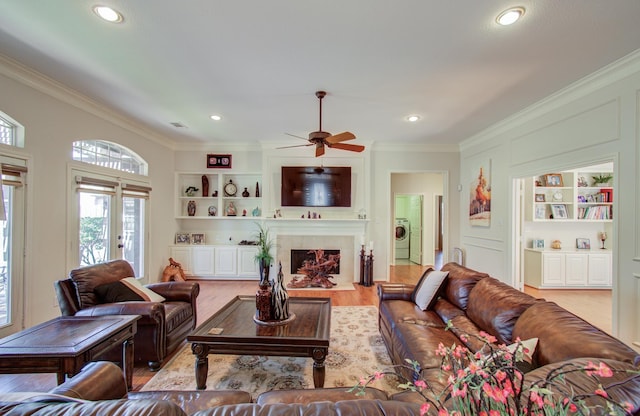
0;315;139;390
187;296;331;390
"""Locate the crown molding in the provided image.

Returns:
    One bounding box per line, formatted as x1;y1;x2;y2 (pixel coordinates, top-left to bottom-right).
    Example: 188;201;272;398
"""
372;141;459;153
460;48;640;151
0;53;176;150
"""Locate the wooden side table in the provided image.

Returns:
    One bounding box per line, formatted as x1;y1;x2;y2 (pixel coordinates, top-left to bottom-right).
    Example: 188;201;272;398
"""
0;315;139;390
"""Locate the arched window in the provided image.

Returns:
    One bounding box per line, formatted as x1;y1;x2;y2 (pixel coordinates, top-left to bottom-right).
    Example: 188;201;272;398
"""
0;113;25;147
72;140;148;175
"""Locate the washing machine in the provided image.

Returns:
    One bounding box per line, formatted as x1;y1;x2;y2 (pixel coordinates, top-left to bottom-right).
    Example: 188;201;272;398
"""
395;218;410;259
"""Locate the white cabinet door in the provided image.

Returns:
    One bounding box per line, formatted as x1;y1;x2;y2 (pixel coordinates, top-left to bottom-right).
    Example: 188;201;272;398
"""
542;253;565;286
215;246;238;276
588;253;612;286
238;247;259;277
565;253;588;286
192;246;215;275
170;247;192;275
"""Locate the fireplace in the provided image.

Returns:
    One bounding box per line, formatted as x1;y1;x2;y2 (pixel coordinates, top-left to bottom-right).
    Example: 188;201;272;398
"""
276;234;355;287
290;249;341;274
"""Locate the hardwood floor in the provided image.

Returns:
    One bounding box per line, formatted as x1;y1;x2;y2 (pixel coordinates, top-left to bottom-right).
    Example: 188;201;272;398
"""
0;263;611;394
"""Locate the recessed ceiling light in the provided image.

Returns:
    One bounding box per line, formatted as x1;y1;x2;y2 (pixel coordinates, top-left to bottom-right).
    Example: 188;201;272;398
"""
93;5;124;23
210;115;222;121
496;7;525;26
405;115;421;122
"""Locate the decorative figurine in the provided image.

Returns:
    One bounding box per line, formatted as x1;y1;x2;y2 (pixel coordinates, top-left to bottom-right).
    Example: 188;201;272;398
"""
226;201;237;216
242;187;250;197
187;200;196;216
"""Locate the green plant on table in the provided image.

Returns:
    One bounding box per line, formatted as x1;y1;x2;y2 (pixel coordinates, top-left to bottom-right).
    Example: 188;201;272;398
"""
350;321;635;415
254;223;274;282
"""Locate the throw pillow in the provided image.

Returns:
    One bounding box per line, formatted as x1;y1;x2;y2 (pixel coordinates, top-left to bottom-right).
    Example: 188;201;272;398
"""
410;267;434;303
94;277;165;303
413;270;449;311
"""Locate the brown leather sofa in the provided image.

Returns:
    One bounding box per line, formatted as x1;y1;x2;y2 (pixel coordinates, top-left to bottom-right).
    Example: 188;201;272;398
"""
0;361;423;415
378;262;640;413
54;259;200;370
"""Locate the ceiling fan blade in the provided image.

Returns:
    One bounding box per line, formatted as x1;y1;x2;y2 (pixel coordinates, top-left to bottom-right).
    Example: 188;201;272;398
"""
315;143;325;157
285;133;309;141
276;143;313;149
328;142;365;153
325;132;355;144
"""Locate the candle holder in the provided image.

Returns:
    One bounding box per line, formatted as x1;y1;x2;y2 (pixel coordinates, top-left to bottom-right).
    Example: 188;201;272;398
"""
599;232;607;249
363;250;374;287
359;245;366;285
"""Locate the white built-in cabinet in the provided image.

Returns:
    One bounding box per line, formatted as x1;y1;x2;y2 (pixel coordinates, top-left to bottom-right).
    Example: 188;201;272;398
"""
524;249;611;288
170;245;259;279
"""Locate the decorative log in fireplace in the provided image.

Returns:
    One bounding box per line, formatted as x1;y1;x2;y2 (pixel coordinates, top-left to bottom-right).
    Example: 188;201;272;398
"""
288;249;340;288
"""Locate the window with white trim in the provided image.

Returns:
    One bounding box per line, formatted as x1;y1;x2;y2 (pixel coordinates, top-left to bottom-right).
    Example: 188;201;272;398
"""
72;140;148;175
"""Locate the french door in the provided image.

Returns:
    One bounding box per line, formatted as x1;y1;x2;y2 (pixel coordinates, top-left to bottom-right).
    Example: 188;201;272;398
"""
0;158;26;337
70;168;149;277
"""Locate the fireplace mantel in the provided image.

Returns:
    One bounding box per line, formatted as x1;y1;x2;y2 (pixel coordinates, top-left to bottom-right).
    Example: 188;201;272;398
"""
263;218;368;234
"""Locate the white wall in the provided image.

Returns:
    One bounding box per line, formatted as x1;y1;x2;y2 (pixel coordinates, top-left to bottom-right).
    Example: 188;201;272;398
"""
0;58;176;327
372;146;460;279
459;50;640;348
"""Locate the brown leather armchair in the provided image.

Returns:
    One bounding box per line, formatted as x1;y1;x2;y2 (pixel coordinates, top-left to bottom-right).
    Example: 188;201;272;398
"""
54;259;200;371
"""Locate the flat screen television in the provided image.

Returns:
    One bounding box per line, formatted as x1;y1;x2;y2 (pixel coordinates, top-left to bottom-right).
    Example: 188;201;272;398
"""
281;166;351;207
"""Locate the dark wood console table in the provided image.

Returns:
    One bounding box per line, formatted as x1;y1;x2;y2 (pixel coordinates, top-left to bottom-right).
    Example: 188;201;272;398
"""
0;315;139;390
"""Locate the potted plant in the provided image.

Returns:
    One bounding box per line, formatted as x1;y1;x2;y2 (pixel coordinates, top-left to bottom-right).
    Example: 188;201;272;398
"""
592;173;613;187
254;223;274;286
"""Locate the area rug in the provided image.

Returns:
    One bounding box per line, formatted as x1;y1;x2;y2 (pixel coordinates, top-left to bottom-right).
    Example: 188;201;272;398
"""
141;306;398;398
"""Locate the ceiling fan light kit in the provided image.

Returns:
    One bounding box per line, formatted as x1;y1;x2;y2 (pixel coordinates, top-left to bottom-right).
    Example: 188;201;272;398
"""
279;91;365;157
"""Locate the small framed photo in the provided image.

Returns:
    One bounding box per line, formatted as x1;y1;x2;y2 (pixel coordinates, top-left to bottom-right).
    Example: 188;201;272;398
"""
551;204;568;219
535;204;546;219
535;193;546;202
191;233;205;245
175;232;191;244
207;154;232;169
533;239;545;249
544;173;564;187
576;238;591;250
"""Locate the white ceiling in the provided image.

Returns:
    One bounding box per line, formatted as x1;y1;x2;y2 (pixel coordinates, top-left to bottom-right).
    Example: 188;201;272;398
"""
1;1;639;151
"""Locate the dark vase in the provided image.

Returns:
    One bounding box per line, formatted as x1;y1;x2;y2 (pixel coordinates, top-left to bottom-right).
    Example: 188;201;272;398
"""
256;284;272;321
255;182;260;198
201;175;209;197
271;262;290;321
242;187;250;197
256;259;272;321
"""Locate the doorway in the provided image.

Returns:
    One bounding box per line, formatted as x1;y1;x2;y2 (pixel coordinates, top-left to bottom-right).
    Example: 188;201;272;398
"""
512;161;614;333
390;172;444;268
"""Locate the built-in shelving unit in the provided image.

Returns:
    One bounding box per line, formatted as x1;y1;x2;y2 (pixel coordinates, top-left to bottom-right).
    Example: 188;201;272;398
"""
176;172;262;219
525;169;613;222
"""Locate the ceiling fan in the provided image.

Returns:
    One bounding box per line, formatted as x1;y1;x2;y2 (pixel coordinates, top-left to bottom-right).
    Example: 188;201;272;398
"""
279;91;365;157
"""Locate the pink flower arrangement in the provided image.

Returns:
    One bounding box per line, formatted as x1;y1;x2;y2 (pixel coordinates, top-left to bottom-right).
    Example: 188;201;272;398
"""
351;321;636;415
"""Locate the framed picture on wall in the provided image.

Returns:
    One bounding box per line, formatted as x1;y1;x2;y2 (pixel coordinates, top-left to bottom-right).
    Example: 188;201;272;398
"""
206;154;232;168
